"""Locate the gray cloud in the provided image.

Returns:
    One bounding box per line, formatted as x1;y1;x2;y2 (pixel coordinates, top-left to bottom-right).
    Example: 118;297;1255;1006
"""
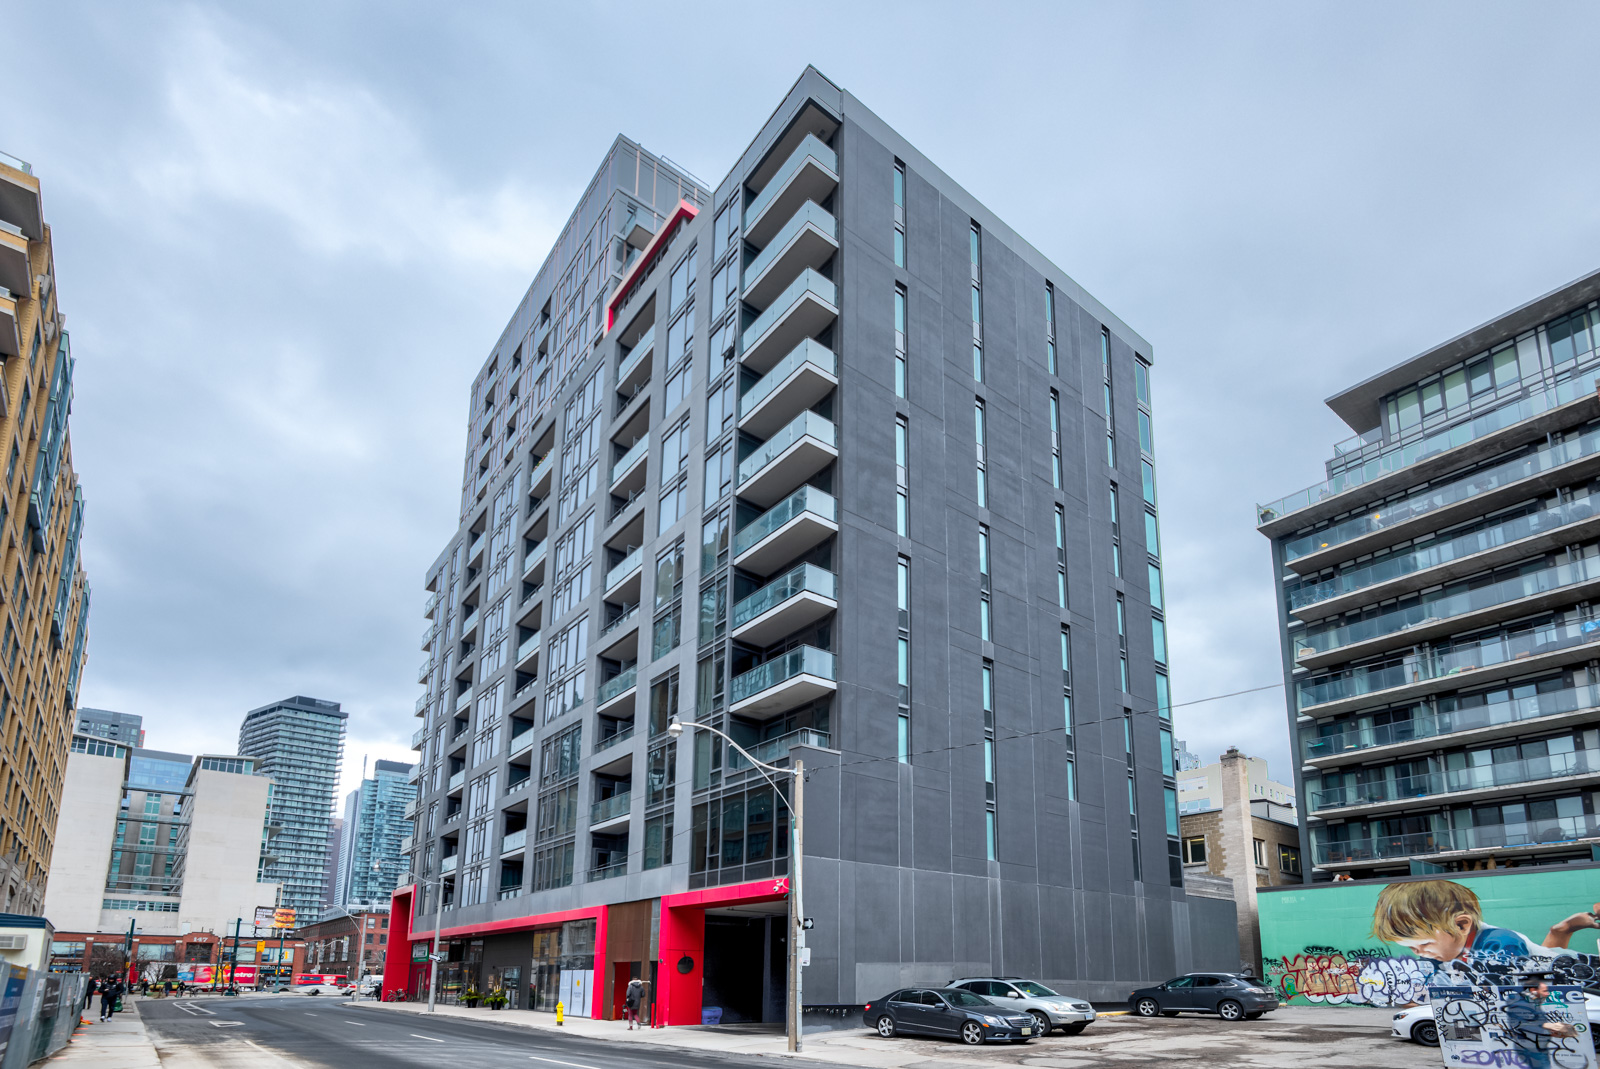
11;1;1600;796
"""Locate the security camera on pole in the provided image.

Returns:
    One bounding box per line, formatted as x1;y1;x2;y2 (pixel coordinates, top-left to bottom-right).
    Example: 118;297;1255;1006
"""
668;715;807;1052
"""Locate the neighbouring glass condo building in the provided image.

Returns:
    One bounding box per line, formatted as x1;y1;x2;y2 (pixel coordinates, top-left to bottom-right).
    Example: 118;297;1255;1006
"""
1259;268;1600;880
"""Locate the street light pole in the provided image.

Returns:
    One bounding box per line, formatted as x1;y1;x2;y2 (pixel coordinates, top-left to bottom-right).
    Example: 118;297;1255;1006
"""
667;717;805;1052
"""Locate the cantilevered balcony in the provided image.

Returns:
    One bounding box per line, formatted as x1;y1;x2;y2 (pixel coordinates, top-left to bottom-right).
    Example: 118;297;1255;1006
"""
500;829;527;856
594;606;640;658
590;791;632;830
1281;423;1600;572
609;437;649;497
0;156;43;240
522;540;547;581
604;546;644;603
617;324;655;399
508;724;536;759
1294;554;1600;669
1302;680;1600;768
1289;497;1600;621
1259;369;1600;538
0;225;28;297
596;666;637;715
0;288;18;358
730;645;836;719
737;411;837;508
731;563;837;646
1298;617;1600;717
515;629;541;669
529;450;554;497
740;269;837;375
447;770;466;793
1310;749;1600;816
726;728;832;772
742;202;838;311
744;134;838;246
734;486;838;577
440;855;458;874
1313;812;1600;869
738;340;837;438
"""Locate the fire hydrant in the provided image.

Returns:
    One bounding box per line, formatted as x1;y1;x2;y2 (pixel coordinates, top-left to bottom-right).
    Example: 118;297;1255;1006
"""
556;1000;564;1026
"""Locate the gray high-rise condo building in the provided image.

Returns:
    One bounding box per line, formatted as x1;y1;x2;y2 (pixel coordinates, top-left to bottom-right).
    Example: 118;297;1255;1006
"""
238;696;347;918
395;67;1230;1022
1258;268;1600;880
336;759;415;909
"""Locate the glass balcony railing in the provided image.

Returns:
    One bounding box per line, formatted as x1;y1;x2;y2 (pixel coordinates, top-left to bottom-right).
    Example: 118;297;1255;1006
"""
508;726;535;756
529;450;553;487
1298;617;1600;710
1282;424;1600;561
455;688;472;712
461;607;480;634
590;791;631;825
1311;749;1600;811
1298;554;1600;657
588;861;627;881
610;438;648;485
1289;499;1600;611
734;486;837;557
742;202;837;291
731;646;836;704
744;134;837;232
522;541;547;578
739;340;836;419
516;630;541;662
597;666;637;706
601;606;639;639
727;728;831;771
498;886;523;901
501;829;527;853
733;563;837;629
441;855;458;873
740;269;836;354
448;770;465;790
1261;365;1600;526
411;726;426;747
1303;681;1599;761
1313;813;1600;867
738;412;836;487
414;694;428;715
605;547;643;590
505;775;532;796
424;590;440;618
618;324;655;383
595;724;635;753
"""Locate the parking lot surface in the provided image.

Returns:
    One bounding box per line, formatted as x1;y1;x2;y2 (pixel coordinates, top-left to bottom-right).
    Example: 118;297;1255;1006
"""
807;1006;1438;1068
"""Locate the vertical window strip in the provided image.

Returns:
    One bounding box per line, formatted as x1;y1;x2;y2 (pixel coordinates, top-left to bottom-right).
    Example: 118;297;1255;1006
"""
970;223;983;382
895;417;909;537
974;400;987;508
1109;482;1122;577
1045;283;1057;375
1101;328;1115;467
983;658;996;859
1049;390;1062;489
892;160;907;268
898;553;912;764
894;286;907;399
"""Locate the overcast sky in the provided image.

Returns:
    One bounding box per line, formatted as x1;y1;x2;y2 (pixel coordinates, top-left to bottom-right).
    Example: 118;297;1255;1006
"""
10;2;1600;800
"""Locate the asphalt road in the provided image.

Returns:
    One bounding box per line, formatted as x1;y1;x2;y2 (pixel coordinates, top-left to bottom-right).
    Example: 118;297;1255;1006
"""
137;996;837;1069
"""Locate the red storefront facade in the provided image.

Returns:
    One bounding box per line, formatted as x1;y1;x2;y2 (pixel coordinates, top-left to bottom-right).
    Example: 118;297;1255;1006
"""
383;876;788;1025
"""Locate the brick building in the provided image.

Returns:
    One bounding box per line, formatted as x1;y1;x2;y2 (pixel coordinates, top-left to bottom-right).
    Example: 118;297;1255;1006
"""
1178;748;1303;972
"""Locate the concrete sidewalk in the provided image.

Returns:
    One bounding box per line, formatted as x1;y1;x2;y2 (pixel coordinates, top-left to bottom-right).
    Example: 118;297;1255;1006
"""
46;998;160;1068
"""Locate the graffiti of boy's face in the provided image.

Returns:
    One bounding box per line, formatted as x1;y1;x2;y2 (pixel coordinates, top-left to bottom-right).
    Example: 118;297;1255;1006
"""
1394;912;1475;962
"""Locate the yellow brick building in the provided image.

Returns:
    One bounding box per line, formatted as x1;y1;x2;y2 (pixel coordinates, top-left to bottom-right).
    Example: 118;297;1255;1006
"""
0;150;91;914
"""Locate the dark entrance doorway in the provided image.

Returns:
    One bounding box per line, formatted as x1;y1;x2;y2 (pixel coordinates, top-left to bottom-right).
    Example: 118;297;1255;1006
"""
700;911;787;1024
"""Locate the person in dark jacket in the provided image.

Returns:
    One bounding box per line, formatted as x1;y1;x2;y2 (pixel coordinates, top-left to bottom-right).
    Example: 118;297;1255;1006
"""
624;978;643;1030
98;981;116;1022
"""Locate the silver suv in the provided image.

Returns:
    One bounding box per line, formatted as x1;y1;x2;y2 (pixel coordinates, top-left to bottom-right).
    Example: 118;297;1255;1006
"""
949;977;1096;1036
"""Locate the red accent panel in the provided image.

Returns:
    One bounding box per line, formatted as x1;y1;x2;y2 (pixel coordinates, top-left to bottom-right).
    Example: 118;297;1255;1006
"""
381;885;415;1001
408;902;606;943
656;878;791;1025
605;199;700;332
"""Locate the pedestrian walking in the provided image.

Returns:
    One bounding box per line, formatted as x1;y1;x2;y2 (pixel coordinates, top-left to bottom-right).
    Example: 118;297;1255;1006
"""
98;982;115;1022
624;977;643;1030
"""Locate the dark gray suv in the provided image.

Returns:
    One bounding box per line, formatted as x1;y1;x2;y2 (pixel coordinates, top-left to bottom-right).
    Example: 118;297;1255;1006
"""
1128;973;1279;1021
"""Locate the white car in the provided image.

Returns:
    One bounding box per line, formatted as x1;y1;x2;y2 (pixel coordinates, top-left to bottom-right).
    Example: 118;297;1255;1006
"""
1393;994;1600;1046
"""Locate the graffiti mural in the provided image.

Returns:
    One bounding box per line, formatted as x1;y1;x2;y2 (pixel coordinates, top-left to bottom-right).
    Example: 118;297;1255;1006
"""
1259;870;1600;1008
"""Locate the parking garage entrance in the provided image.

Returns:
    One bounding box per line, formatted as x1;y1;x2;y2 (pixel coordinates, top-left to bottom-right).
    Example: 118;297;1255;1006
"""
658;877;790;1026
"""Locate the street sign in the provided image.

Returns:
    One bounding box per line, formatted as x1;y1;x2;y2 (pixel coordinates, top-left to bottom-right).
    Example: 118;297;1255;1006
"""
256;941;265;954
801;918;815;930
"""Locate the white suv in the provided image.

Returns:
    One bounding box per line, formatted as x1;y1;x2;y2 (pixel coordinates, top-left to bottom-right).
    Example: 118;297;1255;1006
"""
949;977;1097;1036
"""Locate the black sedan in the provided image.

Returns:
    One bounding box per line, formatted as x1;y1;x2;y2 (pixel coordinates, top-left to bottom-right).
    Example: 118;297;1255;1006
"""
864;987;1036;1044
1128;973;1279;1021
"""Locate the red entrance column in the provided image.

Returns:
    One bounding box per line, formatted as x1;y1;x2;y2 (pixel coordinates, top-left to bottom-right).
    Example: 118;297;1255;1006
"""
656;877;789;1026
382;885;415;1001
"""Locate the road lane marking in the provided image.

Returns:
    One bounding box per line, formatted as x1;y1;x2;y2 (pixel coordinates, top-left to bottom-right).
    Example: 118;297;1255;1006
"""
529;1057;604;1069
411;1034;444;1042
211;1020;243;1028
304;1012;318;1016
343;1021;366;1026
